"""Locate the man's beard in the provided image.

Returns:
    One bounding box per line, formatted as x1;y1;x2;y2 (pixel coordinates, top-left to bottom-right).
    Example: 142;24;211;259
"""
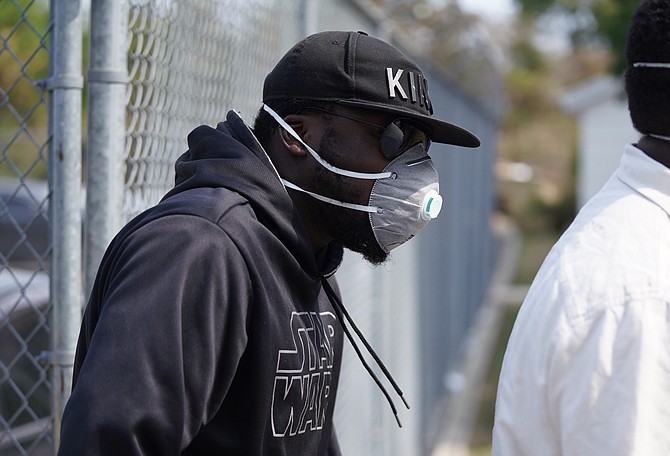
314;197;389;265
306;130;390;266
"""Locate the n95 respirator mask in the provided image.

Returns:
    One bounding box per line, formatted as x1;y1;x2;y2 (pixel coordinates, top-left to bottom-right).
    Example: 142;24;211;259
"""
264;104;442;253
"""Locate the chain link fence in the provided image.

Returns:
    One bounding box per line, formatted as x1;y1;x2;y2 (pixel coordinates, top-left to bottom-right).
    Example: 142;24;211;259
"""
1;0;501;454
123;0;303;220
1;0;53;454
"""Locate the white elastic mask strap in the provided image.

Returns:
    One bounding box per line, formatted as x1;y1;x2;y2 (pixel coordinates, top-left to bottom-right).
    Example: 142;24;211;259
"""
633;62;670;68
282;179;378;213
263;104;392;180
650;134;670;142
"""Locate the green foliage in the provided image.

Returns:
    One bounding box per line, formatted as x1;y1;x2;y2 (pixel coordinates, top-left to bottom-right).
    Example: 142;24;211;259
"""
0;0;50;179
510;38;548;72
505;69;552;127
512;0;642;74
517;0;562;16
591;0;640;74
0;0;50;121
504;36;552;126
513;0;589;16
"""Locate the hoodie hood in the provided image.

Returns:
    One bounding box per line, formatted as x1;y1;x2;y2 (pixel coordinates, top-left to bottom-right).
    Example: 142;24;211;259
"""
168;110;283;210
163;110;342;277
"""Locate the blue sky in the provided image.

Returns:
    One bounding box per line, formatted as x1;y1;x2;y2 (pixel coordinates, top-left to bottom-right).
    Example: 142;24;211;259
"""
458;0;516;19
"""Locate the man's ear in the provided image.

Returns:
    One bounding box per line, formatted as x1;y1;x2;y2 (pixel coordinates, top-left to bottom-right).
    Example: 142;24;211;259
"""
279;114;310;157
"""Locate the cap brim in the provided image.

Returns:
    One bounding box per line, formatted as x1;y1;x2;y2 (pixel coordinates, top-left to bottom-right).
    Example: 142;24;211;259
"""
337;100;481;148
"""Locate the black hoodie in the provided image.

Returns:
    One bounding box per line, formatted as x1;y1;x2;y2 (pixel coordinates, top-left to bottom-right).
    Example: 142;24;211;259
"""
59;111;345;455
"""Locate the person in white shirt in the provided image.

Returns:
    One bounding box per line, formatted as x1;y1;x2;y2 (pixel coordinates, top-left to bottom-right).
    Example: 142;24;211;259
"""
492;1;670;455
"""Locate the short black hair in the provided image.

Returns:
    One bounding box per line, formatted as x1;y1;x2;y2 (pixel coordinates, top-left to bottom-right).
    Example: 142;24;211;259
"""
624;0;670;135
252;100;334;151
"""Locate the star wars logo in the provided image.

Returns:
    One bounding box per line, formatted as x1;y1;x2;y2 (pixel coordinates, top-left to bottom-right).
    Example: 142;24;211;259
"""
272;311;338;437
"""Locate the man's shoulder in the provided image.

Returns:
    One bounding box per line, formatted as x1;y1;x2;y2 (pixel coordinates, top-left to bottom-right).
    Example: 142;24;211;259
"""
161;186;252;219
526;192;670;324
111;187;258;249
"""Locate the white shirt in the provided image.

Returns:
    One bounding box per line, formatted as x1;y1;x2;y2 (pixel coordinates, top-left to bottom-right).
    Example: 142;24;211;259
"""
492;145;670;456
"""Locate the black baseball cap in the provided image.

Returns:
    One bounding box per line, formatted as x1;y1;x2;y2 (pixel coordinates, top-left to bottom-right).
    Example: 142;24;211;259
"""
263;30;480;148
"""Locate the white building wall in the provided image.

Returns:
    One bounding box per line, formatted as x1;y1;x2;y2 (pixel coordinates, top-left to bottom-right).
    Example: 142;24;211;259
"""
577;97;640;208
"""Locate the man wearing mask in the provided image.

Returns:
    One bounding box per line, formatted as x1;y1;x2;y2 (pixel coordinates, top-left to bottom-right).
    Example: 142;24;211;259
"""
58;31;479;455
493;1;670;454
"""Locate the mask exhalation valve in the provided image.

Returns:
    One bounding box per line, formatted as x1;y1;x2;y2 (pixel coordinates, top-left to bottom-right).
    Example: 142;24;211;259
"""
421;190;442;220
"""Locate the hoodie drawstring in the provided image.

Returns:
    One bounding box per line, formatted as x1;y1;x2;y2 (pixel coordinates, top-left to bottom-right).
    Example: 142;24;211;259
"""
320;277;410;428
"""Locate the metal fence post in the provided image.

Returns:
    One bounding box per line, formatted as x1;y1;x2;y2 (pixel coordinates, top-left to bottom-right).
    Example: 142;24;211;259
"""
49;0;84;450
85;0;128;297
